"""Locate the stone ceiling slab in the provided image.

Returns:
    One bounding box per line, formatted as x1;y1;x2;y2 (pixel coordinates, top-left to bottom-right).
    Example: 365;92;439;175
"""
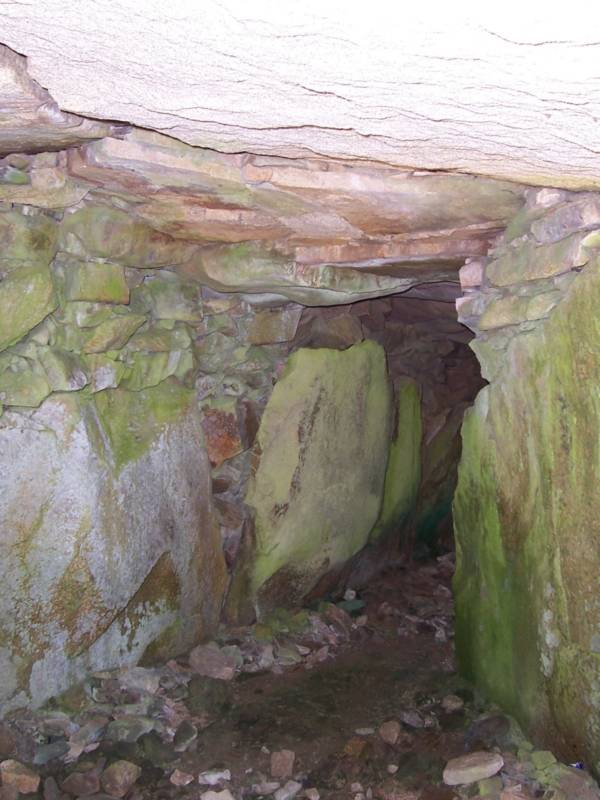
66;130;523;265
0;5;599;187
0;44;122;155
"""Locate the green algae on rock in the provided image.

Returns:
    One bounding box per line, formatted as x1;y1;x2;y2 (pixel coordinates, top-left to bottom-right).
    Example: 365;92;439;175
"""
61;260;130;304
0;265;57;352
241;340;392;612
59;206;197;268
454;256;600;771
370;377;422;543
0;388;226;711
0;210;58;270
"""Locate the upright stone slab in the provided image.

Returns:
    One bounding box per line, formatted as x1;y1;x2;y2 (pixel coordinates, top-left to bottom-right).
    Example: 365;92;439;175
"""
454;259;600;771
0;383;227;711
241;340;392;612
370;377;422;542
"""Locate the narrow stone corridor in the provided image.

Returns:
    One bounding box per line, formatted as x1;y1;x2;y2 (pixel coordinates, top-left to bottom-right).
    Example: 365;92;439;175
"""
3;9;600;800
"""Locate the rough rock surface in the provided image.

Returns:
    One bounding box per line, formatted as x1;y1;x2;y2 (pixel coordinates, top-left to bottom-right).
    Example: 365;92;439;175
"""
370;378;421;543
239;341;392;612
454;191;600;768
0;389;226;711
1;8;599;187
0;193;482;706
0;43;121;155
0;21;502;716
443;751;504;785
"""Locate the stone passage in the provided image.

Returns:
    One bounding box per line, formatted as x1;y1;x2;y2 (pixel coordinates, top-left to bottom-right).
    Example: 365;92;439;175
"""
0;192;483;710
3;20;600;789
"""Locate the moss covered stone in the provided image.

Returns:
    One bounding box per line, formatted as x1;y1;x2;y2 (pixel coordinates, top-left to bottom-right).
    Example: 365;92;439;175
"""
82;353;127;392
81;312;146;354
454;259;600;771
238;305;302;344
55;301;116;330
0;356;52;407
132;275;203;321
119;350;194;391
0;389;225;711
60;206;197;268
93;379;196;470
241;340;392;612
0;265;57;352
183;241;440;305
0;211;58;270
126;323;192;352
486;234;589;287
40;348;89;392
62;260;130;304
370;377;422;542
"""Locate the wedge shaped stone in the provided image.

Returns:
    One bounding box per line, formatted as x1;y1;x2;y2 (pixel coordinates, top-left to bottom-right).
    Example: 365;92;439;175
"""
0;357;52;407
0;265;57;352
82;313;146;353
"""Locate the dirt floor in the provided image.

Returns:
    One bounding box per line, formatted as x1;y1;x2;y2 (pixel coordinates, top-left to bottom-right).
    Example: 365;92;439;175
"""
1;557;599;800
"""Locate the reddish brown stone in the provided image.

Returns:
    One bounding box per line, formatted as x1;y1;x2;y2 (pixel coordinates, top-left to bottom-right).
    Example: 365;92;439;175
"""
61;769;101;797
343;738;367;758
100;760;141;798
201;405;243;467
270;749;295;779
0;761;40;795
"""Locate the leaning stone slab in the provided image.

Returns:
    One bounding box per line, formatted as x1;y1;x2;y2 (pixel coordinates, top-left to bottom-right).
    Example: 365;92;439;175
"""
443;751;504;785
82;312;146;353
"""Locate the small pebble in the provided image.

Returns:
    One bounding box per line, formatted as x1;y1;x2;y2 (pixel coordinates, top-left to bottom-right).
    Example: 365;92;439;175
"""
443;751;504;786
200;791;235;800
252;781;280;795
441;694;464;713
379;720;401;745
271;749;295;779
170;770;195;787
199;769;231;786
274;780;303;800
100;760;141;798
0;761;41;795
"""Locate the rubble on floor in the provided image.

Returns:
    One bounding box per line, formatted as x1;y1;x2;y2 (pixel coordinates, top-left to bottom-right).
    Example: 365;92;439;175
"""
0;556;597;800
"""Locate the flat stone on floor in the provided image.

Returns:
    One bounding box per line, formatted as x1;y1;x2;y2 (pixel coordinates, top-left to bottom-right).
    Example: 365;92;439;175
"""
443;751;504;786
